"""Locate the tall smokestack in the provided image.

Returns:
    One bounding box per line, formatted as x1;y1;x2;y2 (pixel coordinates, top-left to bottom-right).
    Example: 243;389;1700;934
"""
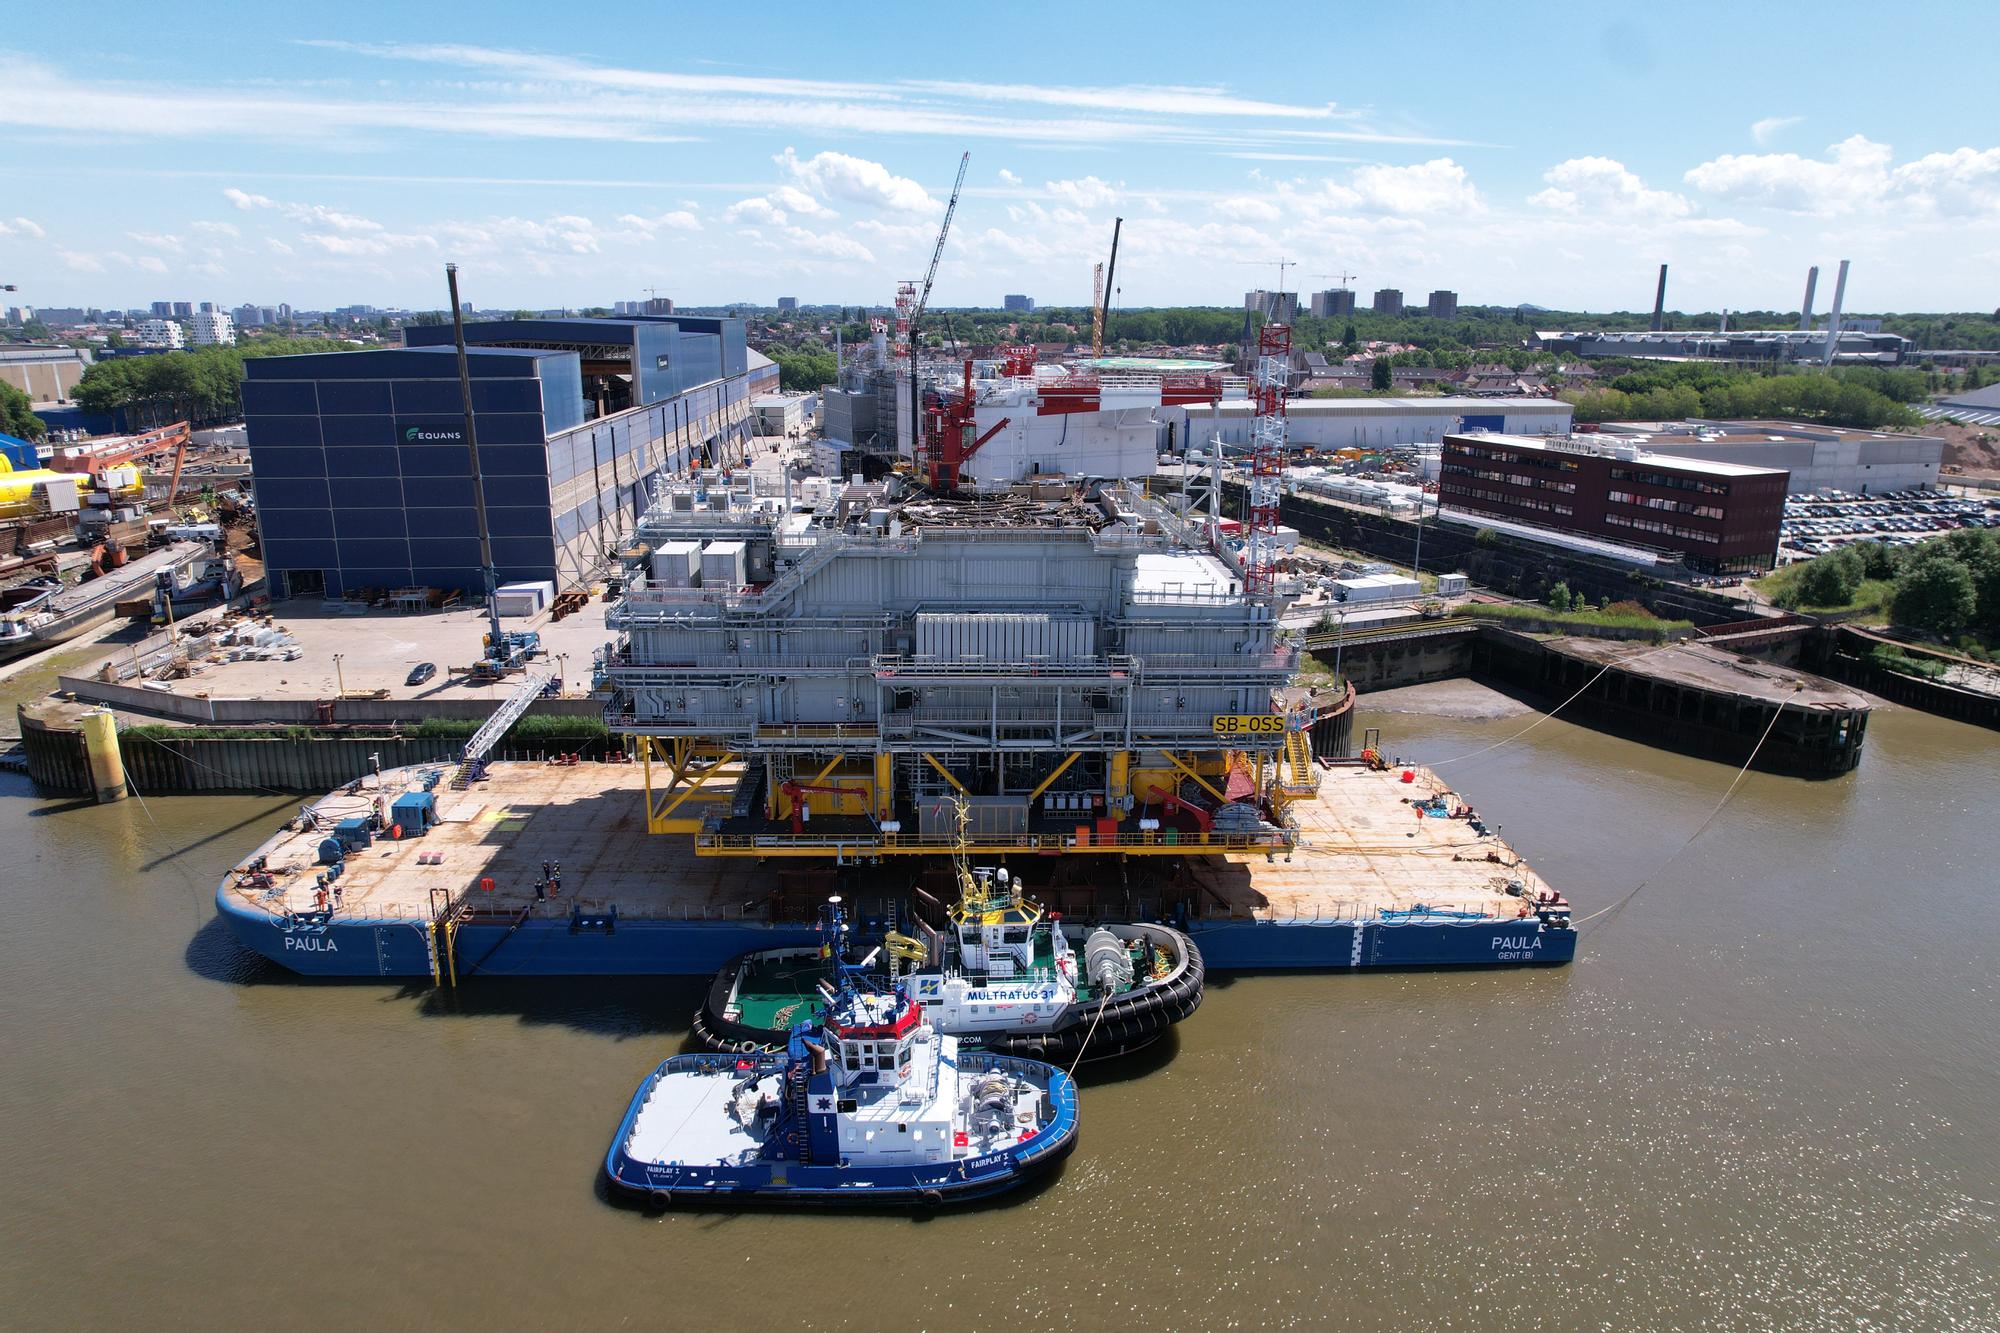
1798;266;1819;332
1821;259;1850;366
1650;263;1668;332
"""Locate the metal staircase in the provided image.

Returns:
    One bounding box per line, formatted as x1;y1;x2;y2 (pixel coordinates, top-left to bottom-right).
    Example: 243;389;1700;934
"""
450;671;552;789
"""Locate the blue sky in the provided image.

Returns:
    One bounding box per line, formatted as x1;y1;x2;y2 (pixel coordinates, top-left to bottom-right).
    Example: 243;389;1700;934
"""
3;1;1995;314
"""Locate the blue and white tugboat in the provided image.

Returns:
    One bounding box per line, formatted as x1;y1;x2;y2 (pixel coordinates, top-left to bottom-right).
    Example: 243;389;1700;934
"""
605;973;1080;1208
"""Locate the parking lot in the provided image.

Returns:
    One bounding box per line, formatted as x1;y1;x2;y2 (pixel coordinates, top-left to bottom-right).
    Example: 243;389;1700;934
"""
1780;489;2000;562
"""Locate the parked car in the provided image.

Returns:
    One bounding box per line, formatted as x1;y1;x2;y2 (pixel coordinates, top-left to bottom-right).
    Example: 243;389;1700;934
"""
406;662;437;687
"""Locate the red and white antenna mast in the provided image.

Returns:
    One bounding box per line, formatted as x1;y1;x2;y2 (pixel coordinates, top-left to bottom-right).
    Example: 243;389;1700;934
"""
1245;321;1290;600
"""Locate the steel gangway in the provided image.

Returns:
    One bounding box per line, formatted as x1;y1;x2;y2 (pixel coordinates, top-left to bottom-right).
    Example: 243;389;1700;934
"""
450;671;552;789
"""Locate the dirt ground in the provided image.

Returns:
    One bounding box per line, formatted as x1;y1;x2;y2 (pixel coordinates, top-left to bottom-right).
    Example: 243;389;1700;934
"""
1932;420;2000;480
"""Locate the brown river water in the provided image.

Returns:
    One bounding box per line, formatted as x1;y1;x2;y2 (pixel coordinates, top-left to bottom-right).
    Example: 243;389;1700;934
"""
2;682;1995;1331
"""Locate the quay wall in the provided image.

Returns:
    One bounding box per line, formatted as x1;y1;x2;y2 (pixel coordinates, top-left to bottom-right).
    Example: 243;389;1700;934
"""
53;673;604;727
1812;627;2000;731
18;705;615;794
1309;627;1477;693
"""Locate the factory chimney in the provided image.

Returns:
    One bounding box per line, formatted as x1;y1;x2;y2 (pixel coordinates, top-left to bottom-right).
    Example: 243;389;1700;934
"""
1821;259;1850;366
1649;264;1668;332
1798;266;1819;332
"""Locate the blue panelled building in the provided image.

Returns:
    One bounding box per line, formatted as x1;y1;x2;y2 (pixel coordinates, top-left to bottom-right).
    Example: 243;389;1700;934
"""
243;315;753;599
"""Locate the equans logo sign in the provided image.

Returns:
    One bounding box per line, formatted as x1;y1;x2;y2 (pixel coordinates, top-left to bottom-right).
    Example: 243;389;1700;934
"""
403;426;463;444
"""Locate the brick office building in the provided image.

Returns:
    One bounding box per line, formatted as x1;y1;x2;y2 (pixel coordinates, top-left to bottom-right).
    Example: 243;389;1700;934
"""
1438;432;1787;573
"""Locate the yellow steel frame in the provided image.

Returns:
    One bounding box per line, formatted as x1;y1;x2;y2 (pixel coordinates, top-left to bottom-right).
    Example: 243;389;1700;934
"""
638;735;740;834
1025;752;1082;805
1158;749;1227;804
921;752;967;794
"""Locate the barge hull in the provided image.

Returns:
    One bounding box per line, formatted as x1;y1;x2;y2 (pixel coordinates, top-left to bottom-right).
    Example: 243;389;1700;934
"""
218;890;1572;977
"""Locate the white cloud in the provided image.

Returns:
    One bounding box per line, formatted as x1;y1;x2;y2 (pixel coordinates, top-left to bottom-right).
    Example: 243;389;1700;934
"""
282;202;383;232
127;231;185;251
1529;157;1691;217
779;226;874;263
192;220;241;238
1751;115;1803;146
1684;135;2000;219
1046;176;1118;209
266;238;294;255
997;168;1021;186
1683;134;1893;214
614;210;702;235
2;216;46;239
777;148;935;212
769;184;831;217
56;248;104;272
724;197;790;226
1890;146;2000;218
1218;196;1282;223
1342;158;1481;214
225;188;274;210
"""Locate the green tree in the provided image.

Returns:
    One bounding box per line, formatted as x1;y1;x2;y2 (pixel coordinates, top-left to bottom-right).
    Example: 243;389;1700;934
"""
1369;357;1392;391
1795;551;1862;606
0;380;47;439
1340;322;1357;348
1545;581;1574;614
1892;554;1977;638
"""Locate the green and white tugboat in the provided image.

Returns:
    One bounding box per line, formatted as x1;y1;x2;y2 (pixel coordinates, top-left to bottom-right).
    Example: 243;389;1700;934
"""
693;804;1203;1064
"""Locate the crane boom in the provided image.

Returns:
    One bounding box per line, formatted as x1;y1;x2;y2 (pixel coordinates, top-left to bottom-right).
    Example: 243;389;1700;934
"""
1099;216;1123;353
909;151;969;482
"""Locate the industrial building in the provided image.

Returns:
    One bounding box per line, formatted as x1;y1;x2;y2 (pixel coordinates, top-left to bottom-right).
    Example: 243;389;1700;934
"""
1372;289;1404;316
1594;419;1943;495
0;346;91;402
598;475;1295;849
1169;397;1572;454
242;314;753;599
753;392;816;436
1438;431;1787;573
1004;294;1035;312
1535;327;1910;365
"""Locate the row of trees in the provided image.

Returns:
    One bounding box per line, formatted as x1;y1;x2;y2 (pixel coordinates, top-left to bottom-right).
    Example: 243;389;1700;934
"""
1562;362;1923;431
68;337;355;424
1781;528;2000;643
751;344;840;392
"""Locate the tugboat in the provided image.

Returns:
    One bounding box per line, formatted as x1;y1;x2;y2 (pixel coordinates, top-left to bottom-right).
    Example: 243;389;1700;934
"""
605;975;1079;1208
693;804;1204;1064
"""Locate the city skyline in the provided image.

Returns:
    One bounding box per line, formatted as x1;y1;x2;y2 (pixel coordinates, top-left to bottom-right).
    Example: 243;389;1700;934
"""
2;2;1995;314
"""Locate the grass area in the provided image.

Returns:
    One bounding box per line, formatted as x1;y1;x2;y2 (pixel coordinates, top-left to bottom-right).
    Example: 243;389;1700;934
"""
1753;563;1895;619
1462;602;1693;641
1869;645;1948;680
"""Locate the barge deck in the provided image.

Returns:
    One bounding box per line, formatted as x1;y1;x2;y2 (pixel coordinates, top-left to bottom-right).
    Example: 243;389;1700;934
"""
216;758;1573;976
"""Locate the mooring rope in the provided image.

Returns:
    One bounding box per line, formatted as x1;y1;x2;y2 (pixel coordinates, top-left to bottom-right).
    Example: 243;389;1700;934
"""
1570;682;1800;932
1420;638;1677;769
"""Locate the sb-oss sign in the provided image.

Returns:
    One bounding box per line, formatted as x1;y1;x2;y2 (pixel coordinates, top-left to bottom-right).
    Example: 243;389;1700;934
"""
1210;714;1286;737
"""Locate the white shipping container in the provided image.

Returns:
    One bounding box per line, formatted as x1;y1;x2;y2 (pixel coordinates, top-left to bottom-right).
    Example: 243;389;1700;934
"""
1436;572;1470;597
700;540;747;589
651;541;702;587
1331;574;1422;604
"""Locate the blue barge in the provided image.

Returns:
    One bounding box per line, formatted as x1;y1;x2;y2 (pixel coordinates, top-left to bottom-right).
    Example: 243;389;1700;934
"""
214;760;1576;979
